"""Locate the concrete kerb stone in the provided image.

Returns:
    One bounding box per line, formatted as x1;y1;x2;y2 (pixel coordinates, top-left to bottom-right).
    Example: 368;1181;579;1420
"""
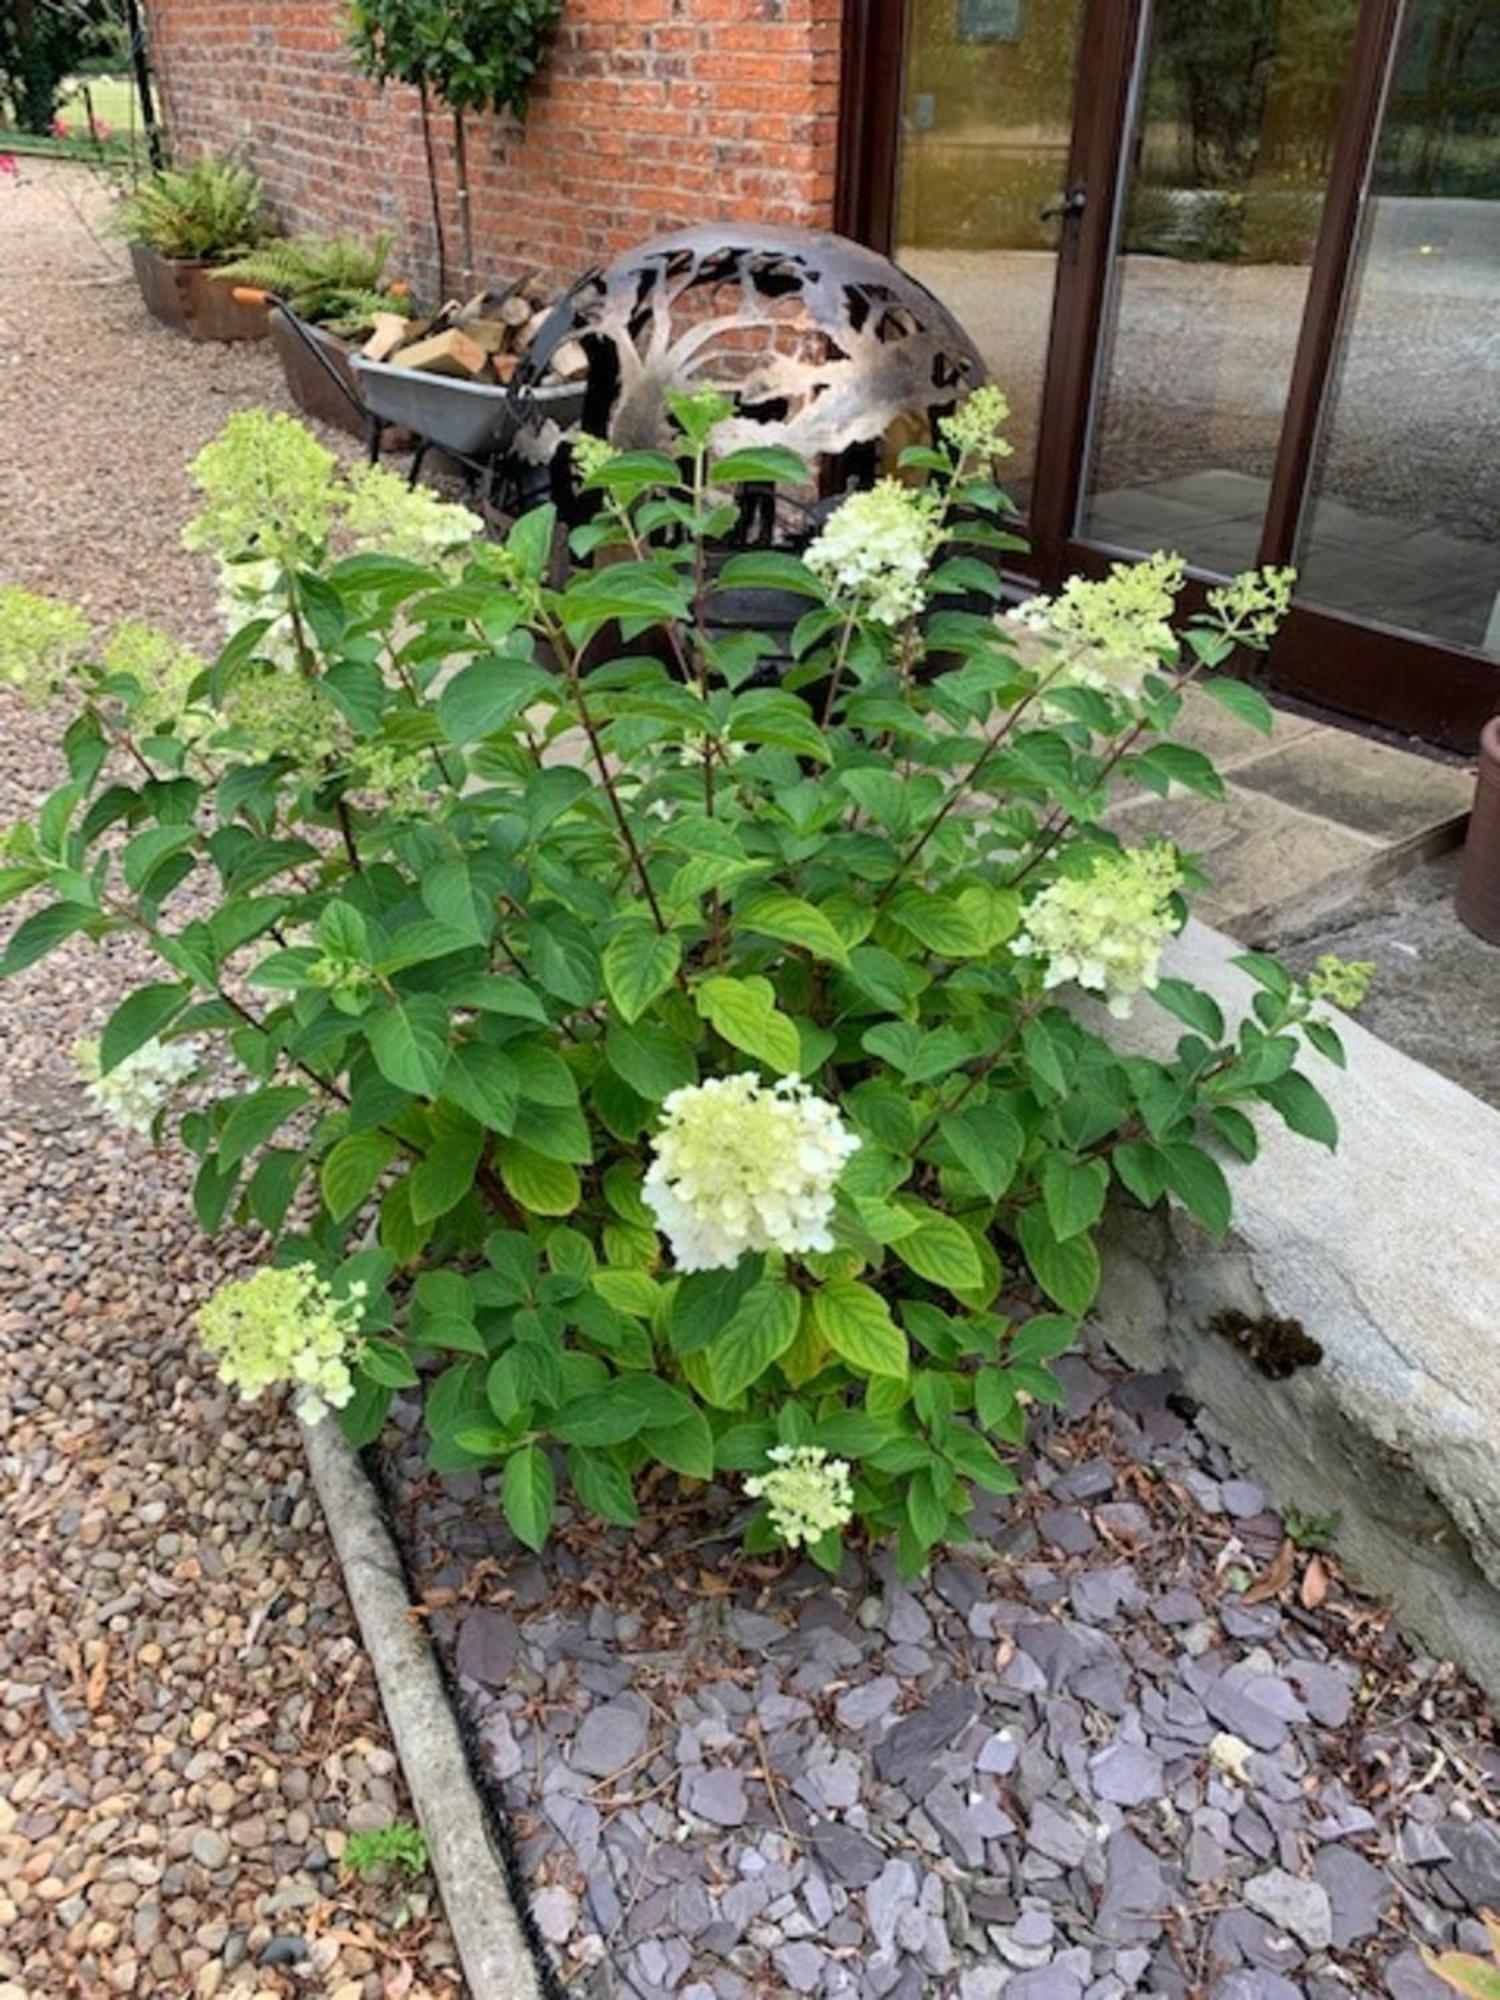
302;1413;553;2000
1088;918;1500;1701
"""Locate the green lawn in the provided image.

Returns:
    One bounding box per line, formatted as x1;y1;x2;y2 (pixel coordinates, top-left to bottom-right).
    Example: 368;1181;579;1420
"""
0;73;147;159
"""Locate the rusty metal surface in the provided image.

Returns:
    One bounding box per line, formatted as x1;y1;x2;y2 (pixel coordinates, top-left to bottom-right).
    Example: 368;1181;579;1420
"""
520;224;987;460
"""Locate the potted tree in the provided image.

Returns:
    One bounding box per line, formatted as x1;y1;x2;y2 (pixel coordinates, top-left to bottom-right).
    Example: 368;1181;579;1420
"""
113;156;273;341
215;232;417;436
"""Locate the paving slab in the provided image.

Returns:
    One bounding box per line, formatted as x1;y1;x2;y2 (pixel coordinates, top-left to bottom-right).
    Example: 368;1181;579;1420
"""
1231;727;1474;843
1108;783;1381;934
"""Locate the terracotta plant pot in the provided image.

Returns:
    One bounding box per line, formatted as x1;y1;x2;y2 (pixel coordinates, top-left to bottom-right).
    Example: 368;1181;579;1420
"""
128;242;269;342
1455;713;1500;945
268;307;370;439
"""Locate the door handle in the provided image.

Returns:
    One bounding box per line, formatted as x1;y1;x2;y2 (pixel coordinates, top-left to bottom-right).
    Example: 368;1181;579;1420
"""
1040;186;1087;223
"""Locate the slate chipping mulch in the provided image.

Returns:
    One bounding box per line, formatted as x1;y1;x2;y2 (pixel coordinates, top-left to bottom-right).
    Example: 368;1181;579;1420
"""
379;1343;1500;2000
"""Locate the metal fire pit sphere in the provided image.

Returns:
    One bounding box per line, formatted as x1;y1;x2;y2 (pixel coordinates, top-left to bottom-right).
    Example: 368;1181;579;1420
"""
522;224;988;463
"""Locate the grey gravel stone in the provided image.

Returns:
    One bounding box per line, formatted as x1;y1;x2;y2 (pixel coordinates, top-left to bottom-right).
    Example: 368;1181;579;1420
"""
872;1683;978;1791
1443;1821;1500;1909
1315;1842;1391;1946
1090;1740;1164;1806
814;1822;887;1888
1244;1867;1334;1952
376;1266;1500;2000
836;1676;900;1731
1202;1672;1301;1752
977;1730;1020;1776
1007;1967;1086;2000
531;1883;578;1945
866;1859;919;1953
686;1764;749;1827
455;1606;520;1688
571;1696;650;1779
773;1941;825;1992
1384;1947;1453;1999
1097;1830;1171;1944
1027;1800;1092;1868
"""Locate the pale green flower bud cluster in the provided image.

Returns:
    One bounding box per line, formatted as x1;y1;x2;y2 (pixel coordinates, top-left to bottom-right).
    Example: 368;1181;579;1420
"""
1014;843;1184;1018
219;664;344;766
0;587;92;705
72;1034;200;1137
804;479;944;628
346;739;436;819
745;1445;855;1549
644;1072;861;1272
938;383;1014;469
571;433;621;483
1012;551;1185;703
341;463;482;565
183;410;340;564
197;1262;367;1425
1305;953;1374;1012
306;946;374;1013
102;621;209;742
1207;566;1297;643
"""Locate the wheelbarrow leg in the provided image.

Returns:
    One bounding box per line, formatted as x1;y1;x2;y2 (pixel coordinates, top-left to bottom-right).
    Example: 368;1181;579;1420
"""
408;440;430;490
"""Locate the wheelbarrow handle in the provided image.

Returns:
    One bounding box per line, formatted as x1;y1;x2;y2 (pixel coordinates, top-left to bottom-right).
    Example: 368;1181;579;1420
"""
231;285;270;305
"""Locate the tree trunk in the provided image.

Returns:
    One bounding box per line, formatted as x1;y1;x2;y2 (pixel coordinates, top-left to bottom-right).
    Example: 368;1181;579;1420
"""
418;78;449;299
452;107;476;297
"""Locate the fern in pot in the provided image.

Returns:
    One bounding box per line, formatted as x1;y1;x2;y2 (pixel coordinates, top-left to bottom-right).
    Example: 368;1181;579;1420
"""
113;156;274;343
215;232;417;436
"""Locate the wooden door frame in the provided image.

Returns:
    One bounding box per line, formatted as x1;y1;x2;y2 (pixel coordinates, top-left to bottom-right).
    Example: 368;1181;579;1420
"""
835;0;1500;751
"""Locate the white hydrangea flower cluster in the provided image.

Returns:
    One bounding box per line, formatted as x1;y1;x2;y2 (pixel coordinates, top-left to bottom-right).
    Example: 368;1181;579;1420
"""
643;1072;861;1271
804;478;943;627
1010;550;1186;704
213;553;299;673
1013;844;1183;1018
72;1035;200;1137
745;1445;855;1549
197;1263;367;1424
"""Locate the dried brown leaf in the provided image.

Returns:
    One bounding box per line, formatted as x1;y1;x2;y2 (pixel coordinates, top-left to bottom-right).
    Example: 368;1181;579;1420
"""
1243;1537;1296;1605
1301;1555;1330;1609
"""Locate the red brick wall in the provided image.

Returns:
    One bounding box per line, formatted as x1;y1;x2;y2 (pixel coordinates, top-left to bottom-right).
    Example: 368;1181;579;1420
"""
141;0;847;297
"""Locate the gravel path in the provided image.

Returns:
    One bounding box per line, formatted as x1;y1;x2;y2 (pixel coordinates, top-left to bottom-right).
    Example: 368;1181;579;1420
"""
0;162;463;1999
382;1343;1500;2000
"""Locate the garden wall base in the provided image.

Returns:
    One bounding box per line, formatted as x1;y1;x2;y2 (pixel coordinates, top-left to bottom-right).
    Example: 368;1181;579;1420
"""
1090;920;1500;1704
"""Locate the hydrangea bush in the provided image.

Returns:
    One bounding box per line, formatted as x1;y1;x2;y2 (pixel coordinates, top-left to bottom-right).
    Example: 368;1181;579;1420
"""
0;388;1353;1572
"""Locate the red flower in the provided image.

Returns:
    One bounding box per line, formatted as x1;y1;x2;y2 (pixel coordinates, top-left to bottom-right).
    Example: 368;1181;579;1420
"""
0;155;18;178
51;115;71;137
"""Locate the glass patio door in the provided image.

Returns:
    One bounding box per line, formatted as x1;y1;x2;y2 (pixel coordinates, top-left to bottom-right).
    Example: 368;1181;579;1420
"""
1076;0;1366;576
1291;0;1500;656
842;0;1500;749
889;0;1091;515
